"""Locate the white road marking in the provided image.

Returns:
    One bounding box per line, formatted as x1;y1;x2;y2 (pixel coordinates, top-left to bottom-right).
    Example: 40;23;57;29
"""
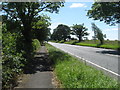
105;54;120;57
49;42;120;77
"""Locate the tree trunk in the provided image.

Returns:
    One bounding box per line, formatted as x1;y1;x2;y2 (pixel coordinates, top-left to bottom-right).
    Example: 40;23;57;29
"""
22;23;33;61
100;39;104;45
64;38;66;42
78;36;82;42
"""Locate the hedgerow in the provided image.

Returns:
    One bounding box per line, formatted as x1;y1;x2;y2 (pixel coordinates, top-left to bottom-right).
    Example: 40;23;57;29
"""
2;24;40;89
2;24;26;89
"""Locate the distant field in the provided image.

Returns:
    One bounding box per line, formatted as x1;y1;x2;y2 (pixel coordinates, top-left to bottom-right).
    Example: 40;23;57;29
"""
52;40;119;50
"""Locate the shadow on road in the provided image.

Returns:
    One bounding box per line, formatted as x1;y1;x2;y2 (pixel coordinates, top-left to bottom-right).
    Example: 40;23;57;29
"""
96;50;120;55
23;52;52;74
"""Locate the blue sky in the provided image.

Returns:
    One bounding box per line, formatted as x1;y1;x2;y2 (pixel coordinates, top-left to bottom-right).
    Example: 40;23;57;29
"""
43;2;118;40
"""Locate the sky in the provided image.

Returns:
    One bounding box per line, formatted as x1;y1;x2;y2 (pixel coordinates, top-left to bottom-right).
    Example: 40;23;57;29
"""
43;2;118;40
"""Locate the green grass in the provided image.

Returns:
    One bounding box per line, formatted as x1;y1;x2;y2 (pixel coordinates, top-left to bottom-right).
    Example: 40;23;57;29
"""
46;44;119;88
76;40;119;49
52;40;119;50
76;43;97;47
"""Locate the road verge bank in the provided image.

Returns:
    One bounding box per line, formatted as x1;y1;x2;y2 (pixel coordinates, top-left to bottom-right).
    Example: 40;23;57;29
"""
51;40;119;50
46;44;119;88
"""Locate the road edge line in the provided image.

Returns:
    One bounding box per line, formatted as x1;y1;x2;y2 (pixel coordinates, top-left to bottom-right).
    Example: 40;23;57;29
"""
49;42;120;78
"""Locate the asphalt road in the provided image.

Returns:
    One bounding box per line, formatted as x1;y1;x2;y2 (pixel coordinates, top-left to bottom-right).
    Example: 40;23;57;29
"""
48;42;120;78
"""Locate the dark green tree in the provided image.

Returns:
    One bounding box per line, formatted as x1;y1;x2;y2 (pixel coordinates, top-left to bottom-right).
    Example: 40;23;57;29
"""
51;29;60;41
2;2;64;59
91;23;106;45
87;2;120;25
51;24;71;41
71;24;89;42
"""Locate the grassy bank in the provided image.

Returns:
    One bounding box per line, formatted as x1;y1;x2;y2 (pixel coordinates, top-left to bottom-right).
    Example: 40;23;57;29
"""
52;40;119;50
46;44;118;88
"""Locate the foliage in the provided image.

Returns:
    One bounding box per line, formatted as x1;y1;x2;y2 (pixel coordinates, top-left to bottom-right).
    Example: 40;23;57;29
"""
2;2;64;61
2;24;26;89
2;24;41;89
91;23;105;45
87;2;120;25
32;14;51;43
51;24;71;41
2;2;64;89
32;39;41;52
71;24;89;42
47;44;118;88
0;22;2;40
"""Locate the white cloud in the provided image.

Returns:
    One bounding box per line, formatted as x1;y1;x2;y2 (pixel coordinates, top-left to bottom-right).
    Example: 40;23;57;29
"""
70;3;87;8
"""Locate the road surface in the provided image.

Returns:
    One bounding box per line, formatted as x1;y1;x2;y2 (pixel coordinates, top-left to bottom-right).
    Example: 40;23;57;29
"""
48;42;120;78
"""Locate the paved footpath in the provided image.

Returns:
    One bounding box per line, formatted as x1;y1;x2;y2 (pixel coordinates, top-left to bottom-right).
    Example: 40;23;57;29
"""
15;46;55;89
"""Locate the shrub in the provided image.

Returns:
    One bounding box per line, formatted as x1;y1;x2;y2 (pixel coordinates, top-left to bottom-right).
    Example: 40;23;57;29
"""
32;39;41;52
2;24;41;89
2;25;26;89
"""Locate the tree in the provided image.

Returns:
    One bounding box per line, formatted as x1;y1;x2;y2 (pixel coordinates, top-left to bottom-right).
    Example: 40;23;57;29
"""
91;23;106;45
71;24;89;42
87;2;120;25
2;2;64;60
51;28;62;41
32;14;51;43
51;24;71;41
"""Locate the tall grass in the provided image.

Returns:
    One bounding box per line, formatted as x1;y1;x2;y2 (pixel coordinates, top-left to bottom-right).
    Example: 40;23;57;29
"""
47;44;118;88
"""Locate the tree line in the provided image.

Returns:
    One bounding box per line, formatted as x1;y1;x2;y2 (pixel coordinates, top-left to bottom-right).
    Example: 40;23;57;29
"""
51;2;120;44
51;23;106;45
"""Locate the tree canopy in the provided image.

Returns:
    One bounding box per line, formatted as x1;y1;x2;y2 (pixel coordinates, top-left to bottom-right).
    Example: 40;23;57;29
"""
71;24;89;42
87;2;120;25
2;2;64;39
2;2;64;59
91;23;106;45
32;14;51;42
51;24;71;41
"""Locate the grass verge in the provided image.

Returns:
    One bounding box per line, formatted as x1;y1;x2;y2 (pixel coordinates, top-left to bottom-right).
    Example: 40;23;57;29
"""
51;40;119;50
46;44;118;88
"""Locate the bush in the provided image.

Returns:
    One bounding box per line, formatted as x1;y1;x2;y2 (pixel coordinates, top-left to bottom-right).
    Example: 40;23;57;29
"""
2;25;26;89
2;24;41;89
32;39;41;52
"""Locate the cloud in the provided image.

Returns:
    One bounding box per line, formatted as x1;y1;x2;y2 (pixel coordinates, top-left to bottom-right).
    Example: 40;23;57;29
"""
70;3;87;8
